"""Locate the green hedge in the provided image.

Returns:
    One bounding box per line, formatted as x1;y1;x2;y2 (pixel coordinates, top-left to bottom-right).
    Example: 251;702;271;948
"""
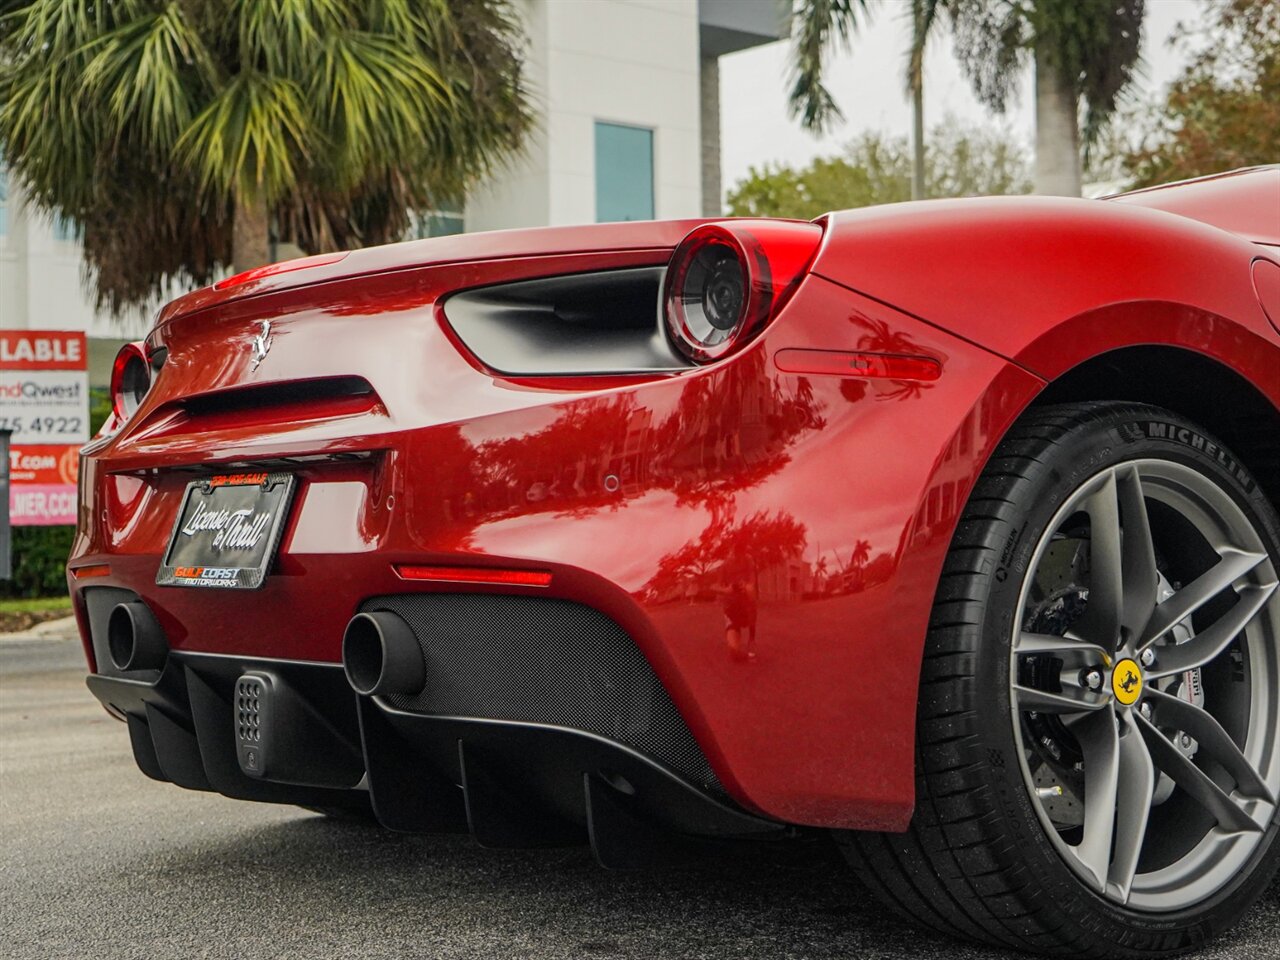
2;387;112;599
4;525;75;599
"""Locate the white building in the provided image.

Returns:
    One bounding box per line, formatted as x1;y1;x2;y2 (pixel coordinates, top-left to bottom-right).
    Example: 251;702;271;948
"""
0;0;785;388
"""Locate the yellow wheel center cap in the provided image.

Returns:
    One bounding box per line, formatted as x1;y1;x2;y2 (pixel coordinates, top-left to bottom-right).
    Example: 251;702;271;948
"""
1112;659;1143;705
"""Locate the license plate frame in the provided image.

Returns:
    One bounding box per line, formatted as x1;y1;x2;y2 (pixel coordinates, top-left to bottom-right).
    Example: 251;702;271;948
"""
156;472;297;589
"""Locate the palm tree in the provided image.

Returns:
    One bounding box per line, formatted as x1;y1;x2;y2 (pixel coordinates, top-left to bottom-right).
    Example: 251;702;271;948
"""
0;0;532;313
948;0;1145;195
906;0;946;201
788;0;944;201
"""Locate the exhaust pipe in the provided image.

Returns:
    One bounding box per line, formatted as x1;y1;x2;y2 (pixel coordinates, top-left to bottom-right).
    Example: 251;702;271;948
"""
107;601;167;671
342;611;425;697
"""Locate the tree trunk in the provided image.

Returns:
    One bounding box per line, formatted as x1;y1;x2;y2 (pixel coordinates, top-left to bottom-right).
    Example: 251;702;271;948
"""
231;190;271;273
1033;45;1082;197
910;0;926;201
911;79;925;201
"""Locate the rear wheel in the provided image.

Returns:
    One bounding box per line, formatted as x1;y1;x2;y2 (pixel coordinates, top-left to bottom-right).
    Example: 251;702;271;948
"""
839;402;1280;956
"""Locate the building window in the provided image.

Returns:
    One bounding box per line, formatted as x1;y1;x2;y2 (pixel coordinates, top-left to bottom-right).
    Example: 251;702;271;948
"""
53;214;81;243
407;203;464;239
595;122;654;223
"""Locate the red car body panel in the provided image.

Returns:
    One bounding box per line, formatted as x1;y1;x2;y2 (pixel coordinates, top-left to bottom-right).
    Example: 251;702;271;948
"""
1109;165;1280;246
812;191;1280;390
69;169;1280;832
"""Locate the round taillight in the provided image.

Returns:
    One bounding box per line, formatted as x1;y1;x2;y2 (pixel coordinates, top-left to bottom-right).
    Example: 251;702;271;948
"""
110;342;151;422
663;221;824;364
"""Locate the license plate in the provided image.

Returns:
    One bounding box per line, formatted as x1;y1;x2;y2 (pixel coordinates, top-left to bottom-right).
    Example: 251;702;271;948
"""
156;472;296;589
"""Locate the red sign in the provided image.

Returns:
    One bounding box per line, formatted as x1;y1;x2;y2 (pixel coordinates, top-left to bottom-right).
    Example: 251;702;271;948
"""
0;330;87;370
8;445;80;484
1;330;89;526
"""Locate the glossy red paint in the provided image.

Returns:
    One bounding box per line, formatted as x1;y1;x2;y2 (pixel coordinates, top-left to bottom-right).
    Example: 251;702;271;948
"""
811;192;1280;405
1109;165;1280;245
69;174;1280;832
214;251;350;290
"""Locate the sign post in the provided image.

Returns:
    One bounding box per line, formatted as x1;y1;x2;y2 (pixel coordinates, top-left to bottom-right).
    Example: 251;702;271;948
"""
0;429;10;580
0;330;89;529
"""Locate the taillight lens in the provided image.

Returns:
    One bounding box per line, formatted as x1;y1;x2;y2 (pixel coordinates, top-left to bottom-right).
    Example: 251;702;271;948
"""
110;342;151;422
663;220;823;363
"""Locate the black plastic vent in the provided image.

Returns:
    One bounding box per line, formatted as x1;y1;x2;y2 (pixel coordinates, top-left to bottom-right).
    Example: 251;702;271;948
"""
441;267;690;375
362;594;721;793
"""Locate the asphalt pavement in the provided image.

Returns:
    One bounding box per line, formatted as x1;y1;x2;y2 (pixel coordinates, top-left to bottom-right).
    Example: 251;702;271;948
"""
2;630;1278;960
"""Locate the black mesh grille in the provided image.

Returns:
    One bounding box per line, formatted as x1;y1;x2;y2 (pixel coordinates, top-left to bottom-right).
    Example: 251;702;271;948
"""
362;594;721;794
236;676;265;745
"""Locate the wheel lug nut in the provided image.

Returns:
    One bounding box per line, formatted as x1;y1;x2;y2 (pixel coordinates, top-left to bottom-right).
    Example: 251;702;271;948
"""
1139;702;1153;720
1083;669;1103;691
1180;733;1193;749
1140;648;1156;668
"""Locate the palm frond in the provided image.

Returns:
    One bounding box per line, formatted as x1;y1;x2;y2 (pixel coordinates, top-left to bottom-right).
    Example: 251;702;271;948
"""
176;70;311;200
948;0;1029;114
310;29;451;183
904;0;947;96
0;0;534;312
79;6;215;149
787;0;878;132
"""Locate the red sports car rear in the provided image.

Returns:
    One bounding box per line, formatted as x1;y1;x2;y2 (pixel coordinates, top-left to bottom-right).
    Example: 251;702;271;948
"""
70;168;1280;957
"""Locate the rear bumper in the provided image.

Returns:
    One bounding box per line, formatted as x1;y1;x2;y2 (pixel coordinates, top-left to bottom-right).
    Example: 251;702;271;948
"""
69;275;1044;830
86;649;774;862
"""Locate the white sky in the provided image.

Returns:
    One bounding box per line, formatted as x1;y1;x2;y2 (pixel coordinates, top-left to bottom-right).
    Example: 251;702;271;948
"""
719;0;1205;192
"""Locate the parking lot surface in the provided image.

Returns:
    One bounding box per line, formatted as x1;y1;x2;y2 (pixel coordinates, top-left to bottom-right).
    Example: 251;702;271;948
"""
2;635;1277;960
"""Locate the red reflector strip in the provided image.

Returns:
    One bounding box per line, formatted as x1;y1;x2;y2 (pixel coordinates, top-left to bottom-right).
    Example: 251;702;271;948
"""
394;565;553;587
72;564;111;580
214;251;348;291
774;349;942;381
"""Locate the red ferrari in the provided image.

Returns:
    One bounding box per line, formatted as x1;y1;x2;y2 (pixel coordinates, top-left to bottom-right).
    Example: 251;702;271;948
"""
70;166;1280;956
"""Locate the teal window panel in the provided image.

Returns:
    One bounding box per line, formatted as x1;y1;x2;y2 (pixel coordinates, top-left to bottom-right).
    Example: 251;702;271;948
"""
595;122;654;223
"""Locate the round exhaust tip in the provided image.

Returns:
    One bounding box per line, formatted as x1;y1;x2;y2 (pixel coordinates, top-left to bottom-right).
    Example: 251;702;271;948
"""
342;611;425;697
107;601;167;671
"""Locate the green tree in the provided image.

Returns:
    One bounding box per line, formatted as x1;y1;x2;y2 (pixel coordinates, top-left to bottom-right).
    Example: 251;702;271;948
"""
1118;0;1280;188
0;0;532;314
726;120;1031;219
948;0;1145;196
788;0;946;201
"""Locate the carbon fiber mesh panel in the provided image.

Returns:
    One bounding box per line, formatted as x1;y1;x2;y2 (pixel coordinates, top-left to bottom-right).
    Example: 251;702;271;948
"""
362;594;721;793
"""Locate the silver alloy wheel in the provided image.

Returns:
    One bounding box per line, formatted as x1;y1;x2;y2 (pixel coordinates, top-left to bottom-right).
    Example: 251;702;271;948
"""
1010;459;1280;912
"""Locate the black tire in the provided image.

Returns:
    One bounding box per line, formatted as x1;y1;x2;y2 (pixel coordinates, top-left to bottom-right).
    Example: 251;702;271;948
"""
837;402;1280;957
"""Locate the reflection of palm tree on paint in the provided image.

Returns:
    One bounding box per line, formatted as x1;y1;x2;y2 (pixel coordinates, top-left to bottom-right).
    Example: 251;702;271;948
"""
841;539;872;591
641;510;807;606
856;317;937;402
814;555;830;592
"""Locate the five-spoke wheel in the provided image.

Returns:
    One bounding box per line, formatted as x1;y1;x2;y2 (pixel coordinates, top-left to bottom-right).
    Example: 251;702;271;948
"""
1012;460;1278;911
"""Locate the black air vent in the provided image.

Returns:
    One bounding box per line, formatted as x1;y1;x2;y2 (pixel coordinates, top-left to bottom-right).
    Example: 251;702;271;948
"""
442;267;690;375
181;376;374;417
362;593;721;793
